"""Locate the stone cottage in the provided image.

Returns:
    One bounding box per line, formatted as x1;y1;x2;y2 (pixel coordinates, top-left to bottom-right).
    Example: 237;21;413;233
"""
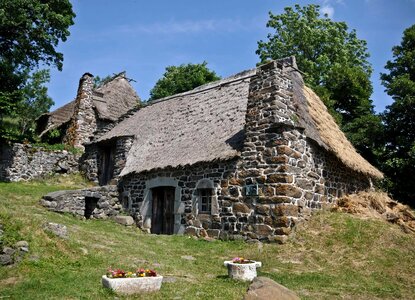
80;57;383;242
36;72;140;149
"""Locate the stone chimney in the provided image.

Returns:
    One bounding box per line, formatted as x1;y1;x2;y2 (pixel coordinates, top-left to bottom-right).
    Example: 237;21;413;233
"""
238;59;305;242
64;73;96;150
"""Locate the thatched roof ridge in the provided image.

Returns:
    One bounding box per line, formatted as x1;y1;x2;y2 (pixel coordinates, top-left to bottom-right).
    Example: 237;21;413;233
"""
93;73;140;121
98;69;256;176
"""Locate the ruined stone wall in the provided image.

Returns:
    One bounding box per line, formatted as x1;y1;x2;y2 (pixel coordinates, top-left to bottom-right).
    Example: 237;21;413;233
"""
40;185;121;219
64;73;96;150
0;144;79;182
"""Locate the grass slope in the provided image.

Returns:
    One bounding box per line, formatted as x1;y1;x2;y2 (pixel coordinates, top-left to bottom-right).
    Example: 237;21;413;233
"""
1;175;414;299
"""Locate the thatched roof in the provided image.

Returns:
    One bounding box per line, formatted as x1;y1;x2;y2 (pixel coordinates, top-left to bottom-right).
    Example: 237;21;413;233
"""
37;100;76;136
98;69;255;176
301;85;383;179
93;73;140;121
98;60;382;179
37;72;140;136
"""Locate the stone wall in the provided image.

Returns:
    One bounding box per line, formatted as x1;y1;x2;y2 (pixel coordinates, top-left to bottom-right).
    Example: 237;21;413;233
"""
119;159;240;239
0;144;79;182
80;136;134;184
80;143;99;182
64;73;96;150
40;185;121;219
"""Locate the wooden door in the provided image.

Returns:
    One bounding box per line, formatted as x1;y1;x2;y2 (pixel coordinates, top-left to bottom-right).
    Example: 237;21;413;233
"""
151;187;175;235
99;144;115;185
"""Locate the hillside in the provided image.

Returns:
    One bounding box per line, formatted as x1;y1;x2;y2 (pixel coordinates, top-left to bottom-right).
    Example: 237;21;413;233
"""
1;175;414;299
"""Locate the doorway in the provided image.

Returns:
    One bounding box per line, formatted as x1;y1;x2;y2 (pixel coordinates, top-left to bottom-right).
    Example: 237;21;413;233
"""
85;196;99;219
151;187;175;235
99;143;116;185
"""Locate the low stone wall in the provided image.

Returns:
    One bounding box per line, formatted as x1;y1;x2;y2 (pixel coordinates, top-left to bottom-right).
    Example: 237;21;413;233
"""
0;144;80;182
40;185;122;219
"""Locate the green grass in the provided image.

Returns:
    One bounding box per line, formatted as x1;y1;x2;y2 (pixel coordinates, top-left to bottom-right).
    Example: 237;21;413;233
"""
1;175;415;299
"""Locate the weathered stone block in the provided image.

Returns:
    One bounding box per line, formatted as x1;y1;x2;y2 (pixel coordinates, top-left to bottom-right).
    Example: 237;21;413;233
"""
184;226;199;236
275;184;302;198
267;174;294;184
261;186;275;197
253;224;274;236
239;169;262;178
304;192;314;200
296;160;306;168
274;227;292;235
265;156;289;164
307;171;320;180
291;151;302;159
233;202;251;214
273;216;290;228
244;276;300;300
207;229;220;238
272;205;299;217
264;216;273;226
258;196;291;204
295;178;313;190
314;184;325;194
276;145;293;156
256;205;270;215
229;186;240;197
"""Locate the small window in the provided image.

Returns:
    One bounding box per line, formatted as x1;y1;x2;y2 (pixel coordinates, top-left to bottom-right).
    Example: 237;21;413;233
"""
199;188;212;213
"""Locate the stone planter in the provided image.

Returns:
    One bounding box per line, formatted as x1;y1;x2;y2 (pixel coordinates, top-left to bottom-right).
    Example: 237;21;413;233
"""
101;275;163;294
224;260;262;281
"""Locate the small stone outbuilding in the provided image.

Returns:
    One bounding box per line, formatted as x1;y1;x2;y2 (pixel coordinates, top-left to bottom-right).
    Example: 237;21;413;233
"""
36;72;140;150
80;57;383;242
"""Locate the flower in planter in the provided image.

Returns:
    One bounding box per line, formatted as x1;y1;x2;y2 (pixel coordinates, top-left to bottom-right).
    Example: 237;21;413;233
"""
106;267;157;278
231;257;254;264
137;268;157;277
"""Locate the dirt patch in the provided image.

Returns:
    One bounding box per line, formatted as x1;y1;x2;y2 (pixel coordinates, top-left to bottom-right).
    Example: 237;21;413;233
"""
0;276;22;286
333;191;415;234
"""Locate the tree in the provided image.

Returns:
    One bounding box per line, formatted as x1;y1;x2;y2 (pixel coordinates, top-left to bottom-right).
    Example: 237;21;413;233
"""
149;62;220;100
0;0;75;140
1;70;54;142
380;24;415;204
256;4;381;159
93;75;113;88
18;70;54;137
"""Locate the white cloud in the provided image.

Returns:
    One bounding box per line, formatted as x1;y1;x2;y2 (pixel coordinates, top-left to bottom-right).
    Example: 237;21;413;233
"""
116;19;250;35
321;5;335;18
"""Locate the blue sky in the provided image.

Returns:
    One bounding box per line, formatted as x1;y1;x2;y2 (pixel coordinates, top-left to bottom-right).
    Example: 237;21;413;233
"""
47;0;414;112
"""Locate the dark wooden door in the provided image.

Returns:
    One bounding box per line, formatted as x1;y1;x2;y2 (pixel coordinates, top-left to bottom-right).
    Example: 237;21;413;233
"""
99;145;115;185
151;187;175;235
